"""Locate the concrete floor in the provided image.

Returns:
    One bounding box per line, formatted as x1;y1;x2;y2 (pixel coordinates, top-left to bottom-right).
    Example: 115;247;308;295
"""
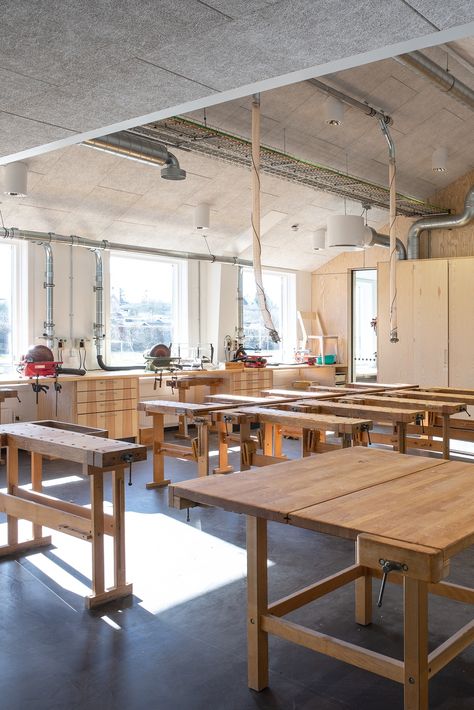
0;433;473;710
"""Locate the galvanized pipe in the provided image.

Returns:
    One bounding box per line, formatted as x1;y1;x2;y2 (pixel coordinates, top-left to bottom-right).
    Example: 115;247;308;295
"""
0;227;252;266
398;51;474;111
367;228;406;260
308;78;393;125
84;130;180;168
407;185;474;259
39;242;55;350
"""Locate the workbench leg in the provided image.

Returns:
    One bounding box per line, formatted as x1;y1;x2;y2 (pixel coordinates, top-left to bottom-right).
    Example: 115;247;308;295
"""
397;422;407;454
7;445;19;547
302;428;311;457
247;516;269;691
196;422;209;477
213;421;233;474
176;389;189;439
403;577;429;710
240;420;252;471
89;472;105;600
112;467;126;589
31;452;43;540
355;543;372;625
441;413;450;460
342;433;352;449
274;425;283;458
263;423;273;456
146;413;171;489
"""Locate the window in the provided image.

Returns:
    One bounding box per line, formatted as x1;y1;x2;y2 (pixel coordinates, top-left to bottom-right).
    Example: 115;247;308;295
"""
0;243;13;367
242;268;296;363
352;269;377;382
108;253;187;364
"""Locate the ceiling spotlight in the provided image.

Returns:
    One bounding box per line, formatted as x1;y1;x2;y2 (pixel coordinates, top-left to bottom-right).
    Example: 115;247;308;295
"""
194;203;210;230
324;96;344;126
3;161;28;196
312;228;326;250
161;154;186;180
432;146;448;173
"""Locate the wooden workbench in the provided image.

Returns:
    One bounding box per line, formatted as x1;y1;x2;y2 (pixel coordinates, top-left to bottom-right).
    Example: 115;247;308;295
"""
285;399;423;454
0;421;146;607
169;447;474;710
357;392;468;458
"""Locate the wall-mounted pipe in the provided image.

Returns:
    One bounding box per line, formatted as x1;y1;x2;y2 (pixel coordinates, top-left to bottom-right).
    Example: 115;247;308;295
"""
39;242;55;350
397;51;474;112
407;185;474;259
378;119;398;343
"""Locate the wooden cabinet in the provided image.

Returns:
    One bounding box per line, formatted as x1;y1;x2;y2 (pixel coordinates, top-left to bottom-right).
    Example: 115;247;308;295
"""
38;376;139;439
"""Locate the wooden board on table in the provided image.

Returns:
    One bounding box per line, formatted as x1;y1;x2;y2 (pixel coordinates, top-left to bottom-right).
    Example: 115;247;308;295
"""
205;394;297;406
239;406;372;434
291;400;422;424
384;391;472;407
290;460;474;557
169;448;446;523
309;385;392;394
0;422;146;468
336;395;464;416
138;399;237;415
260;389;339;400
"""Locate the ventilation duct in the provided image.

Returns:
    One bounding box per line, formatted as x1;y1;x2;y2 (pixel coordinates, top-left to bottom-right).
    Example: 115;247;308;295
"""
365;228;406;260
407;185;474;260
84;131;186;179
397;51;474;112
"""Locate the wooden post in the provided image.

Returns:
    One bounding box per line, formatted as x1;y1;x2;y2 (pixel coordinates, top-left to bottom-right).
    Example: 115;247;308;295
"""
441;413;450;460
342;433;352;449
247;516;269;691
302;428;311;457
398;422;407;454
213;420;233;474
112;466;126;588
90;470;105;598
355;543;372;625
274;425;283;457
31;452;43;539
7;445;19;546
240;419;252;471
176;387;189;439
196;420;209;477
146;412;170;488
404;577;429;710
263;423;273;456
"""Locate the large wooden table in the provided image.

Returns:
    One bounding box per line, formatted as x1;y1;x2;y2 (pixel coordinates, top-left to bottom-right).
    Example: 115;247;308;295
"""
170;448;474;710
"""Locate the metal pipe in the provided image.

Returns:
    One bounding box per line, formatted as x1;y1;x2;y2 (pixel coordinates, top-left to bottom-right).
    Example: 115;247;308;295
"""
378;119;398;342
397;51;474;111
0;227;252;266
367;228;406;260
91;249;144;371
407;185;474;259
85;130;172;166
39;242;55;350
308;78;393;125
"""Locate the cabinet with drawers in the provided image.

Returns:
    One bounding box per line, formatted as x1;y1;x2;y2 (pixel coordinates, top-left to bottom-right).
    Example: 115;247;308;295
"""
38;376;139;439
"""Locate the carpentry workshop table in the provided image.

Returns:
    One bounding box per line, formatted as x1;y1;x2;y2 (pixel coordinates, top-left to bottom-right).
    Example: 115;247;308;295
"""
224;405;372;467
169;447;474;710
366;391;468;459
0;420;146;608
284;399;423;454
138;399;241;487
165;375;224;438
260;388;343;400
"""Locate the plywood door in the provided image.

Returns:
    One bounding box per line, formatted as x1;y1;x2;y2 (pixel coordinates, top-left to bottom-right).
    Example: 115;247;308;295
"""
377;261;415;384
412;260;448;387
448;258;474;388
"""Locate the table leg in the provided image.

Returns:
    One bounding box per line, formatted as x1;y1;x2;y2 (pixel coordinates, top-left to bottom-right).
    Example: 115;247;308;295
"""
263;423;273;456
146;413;171;488
31;452;43;539
441;413;450;460
90;471;105;599
398;422;407;454
7;445;19;546
302;428;311;457
404;577;429;710
247;516;269;691
196;421;209;477
213;421;233;474
240;419;252;471
342;433;352;449
176;388;189;439
355;543;372;625
112;466;126;588
274;425;283;457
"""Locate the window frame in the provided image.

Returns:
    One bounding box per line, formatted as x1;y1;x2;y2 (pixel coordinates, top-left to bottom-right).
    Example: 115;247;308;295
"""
105;250;188;365
241;266;297;364
0;240;29;369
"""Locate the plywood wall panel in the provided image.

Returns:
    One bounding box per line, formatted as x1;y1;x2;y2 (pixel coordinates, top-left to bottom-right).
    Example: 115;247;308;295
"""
448;259;474;388
311;272;349;365
412;260;448;387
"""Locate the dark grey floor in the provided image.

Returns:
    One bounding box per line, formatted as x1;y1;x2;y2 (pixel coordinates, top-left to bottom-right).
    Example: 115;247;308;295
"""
0;433;473;710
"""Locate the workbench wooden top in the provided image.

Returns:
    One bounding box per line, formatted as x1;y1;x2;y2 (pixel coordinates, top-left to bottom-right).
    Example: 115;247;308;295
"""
0;388;18;402
170;448;445;524
372;392;467;413
170;447;474;560
138;399;237;415
260;389;339;400
336;395;464;415
205;394;297;406
0;422;146;467
239;406;372;434
288;400;423;423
